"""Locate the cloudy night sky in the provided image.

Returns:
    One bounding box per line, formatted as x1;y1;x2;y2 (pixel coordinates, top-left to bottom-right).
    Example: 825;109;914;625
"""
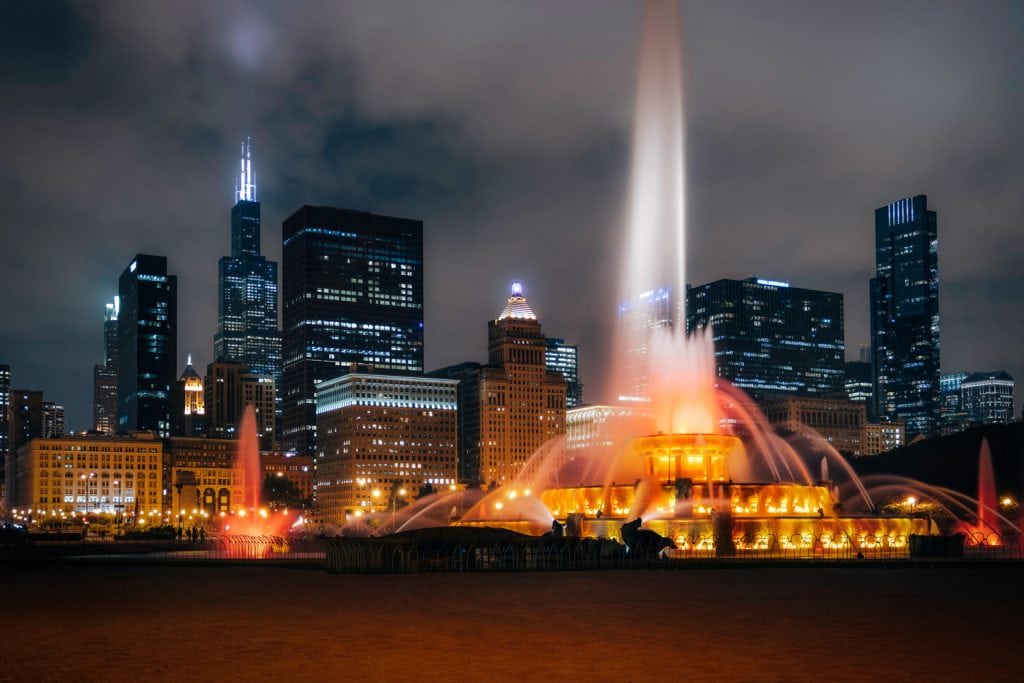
0;0;1021;430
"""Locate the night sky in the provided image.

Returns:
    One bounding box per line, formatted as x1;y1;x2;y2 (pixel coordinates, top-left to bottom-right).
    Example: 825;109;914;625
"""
1;1;1021;430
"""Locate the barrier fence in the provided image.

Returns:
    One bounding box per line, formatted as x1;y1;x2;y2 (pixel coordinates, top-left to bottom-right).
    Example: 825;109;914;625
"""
4;531;1020;571
322;532;1023;574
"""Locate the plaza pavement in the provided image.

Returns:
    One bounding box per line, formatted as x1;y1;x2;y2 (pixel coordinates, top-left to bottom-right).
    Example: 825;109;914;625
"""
0;563;1021;682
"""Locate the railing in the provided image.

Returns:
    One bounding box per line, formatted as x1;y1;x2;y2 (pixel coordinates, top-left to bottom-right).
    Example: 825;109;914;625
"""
4;531;1020;570
323;532;1024;574
10;535;329;568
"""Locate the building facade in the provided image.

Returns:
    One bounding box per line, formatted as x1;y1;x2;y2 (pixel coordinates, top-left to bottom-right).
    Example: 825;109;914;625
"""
117;254;177;436
961;372;1015;426
9;389;43;451
545;337;584;408
315;371;457;523
686;277;845;397
427;362;482;485
862;421;906;456
870;195;940;437
477;283;566;486
939;372;970;434
214;138;281;427
42;401;64;439
165;437;247;521
260;453;315;504
7;432;164;519
282;205;424;455
204;360;275;445
760;394;866;458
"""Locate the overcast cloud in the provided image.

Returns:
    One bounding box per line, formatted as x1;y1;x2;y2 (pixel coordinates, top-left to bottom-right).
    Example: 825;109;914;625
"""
0;0;1021;428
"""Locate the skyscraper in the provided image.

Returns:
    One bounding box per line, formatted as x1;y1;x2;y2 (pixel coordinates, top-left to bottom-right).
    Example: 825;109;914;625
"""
685;277;845;397
281;205;424;455
214;138;281;424
92;296;119;433
0;364;11;480
176;355;205;436
545;337;584;408
870;195;940;437
9;389;43;450
479;283;566;486
118;254;177;436
41;401;64;438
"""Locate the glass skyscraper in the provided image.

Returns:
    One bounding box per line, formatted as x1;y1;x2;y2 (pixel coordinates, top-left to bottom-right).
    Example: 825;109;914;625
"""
870;195;940;437
214;138;281;422
686;277;845;397
117;254;177;436
0;364;10;481
92;296;119;433
281;205;424;455
546;337;583;408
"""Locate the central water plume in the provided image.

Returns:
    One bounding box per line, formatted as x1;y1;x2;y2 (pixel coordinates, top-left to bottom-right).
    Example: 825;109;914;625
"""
612;0;712;417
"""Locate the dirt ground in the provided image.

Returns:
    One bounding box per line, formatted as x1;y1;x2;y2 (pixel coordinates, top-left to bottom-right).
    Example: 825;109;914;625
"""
0;563;1021;682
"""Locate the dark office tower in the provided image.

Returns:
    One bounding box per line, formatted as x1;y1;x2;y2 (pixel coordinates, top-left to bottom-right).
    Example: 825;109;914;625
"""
214;138;281;421
686;277;845;397
42;401;64;438
870;195;940;437
546;338;584;408
0;364;10;479
10;390;43;448
282;205;424;455
118;254;177;436
93;296;120;433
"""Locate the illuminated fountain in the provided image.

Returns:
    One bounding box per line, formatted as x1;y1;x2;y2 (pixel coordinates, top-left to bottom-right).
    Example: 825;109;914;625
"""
352;1;1014;558
449;0;935;554
219;406;303;538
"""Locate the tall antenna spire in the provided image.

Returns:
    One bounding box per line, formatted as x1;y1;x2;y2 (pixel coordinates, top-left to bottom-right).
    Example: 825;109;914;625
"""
235;136;256;203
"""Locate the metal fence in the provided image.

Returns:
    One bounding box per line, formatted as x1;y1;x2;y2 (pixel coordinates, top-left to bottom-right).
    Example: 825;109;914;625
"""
6;531;1020;571
323;532;1024;574
51;535;328;568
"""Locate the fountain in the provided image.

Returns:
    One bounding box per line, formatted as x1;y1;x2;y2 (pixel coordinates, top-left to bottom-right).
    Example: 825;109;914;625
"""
347;1;1015;559
217;405;303;538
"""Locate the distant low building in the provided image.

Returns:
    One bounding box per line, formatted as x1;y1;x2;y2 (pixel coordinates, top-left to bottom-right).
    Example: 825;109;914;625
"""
8;432;164;520
940;371;1015;434
165;436;247;523
862;421;906;456
760;394;865;458
961;372;1015;425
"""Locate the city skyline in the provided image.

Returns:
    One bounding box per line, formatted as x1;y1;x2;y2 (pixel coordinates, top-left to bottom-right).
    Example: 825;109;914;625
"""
1;2;1022;429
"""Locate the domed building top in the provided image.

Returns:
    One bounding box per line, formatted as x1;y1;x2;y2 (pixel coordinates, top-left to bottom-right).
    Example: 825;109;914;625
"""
497;281;537;321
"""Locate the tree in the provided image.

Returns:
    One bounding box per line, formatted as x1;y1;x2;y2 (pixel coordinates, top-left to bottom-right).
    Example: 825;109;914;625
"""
263;474;310;509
